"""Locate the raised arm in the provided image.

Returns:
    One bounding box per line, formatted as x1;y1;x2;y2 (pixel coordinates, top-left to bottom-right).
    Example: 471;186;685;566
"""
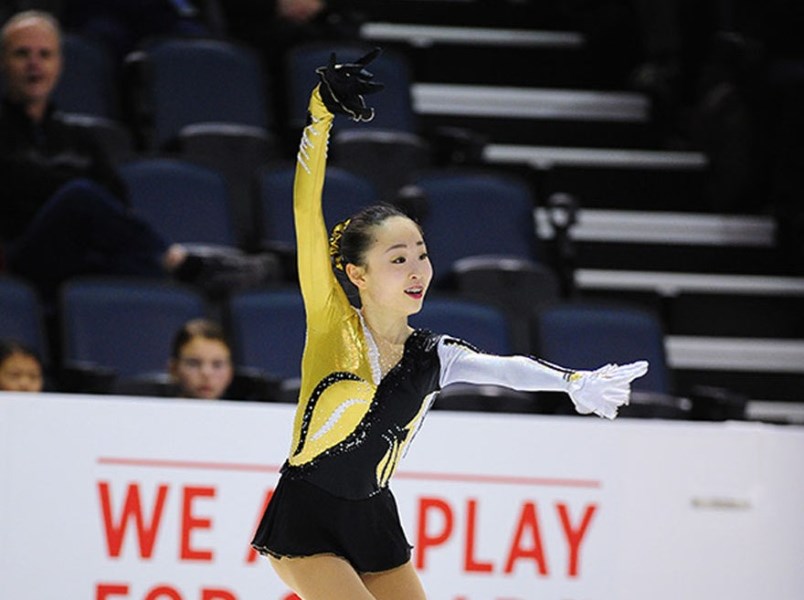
293;49;384;321
293;87;339;318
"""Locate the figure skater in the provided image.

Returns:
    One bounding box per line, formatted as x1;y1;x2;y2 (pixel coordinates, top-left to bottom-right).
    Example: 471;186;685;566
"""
250;49;649;599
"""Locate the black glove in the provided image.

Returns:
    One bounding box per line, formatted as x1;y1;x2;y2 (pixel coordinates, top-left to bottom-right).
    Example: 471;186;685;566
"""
316;48;384;122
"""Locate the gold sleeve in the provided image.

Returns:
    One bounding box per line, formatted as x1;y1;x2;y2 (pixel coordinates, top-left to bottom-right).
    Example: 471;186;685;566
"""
293;86;352;327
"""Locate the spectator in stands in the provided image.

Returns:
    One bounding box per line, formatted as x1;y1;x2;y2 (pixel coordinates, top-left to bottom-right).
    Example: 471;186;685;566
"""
0;339;44;392
0;10;273;301
168;318;234;400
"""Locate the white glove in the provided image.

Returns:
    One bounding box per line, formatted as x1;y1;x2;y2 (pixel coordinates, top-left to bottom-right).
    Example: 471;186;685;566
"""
567;361;649;419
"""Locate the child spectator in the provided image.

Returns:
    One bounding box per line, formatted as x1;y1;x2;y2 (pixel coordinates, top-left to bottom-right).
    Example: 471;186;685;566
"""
169;318;234;399
0;339;44;392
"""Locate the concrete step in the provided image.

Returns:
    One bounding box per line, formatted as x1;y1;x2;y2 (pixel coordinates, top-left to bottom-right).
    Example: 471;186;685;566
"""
537;209;774;247
575;269;804;297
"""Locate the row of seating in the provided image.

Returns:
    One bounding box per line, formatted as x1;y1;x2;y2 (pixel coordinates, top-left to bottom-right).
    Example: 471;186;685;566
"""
0;274;671;407
4;29;516;284
116;156;542;287
3;31;476;225
0;33;418;150
2;30;525;271
1;30;438;219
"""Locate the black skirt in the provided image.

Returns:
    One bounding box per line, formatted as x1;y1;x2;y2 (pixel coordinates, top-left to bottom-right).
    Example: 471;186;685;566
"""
250;475;413;573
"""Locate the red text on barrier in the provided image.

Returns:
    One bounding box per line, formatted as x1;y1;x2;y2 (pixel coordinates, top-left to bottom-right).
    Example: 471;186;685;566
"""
98;481;216;561
415;496;598;578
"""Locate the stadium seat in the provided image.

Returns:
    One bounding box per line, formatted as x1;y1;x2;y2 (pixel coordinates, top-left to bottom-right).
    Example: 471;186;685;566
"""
530;301;692;418
60;114;135;164
532;301;670;394
60;277;207;382
257;163;379;253
453;255;561;353
0;276;49;363
330;129;432;204
119;158;236;247
226;288;306;401
412;170;539;286
128;37;272;149
178;122;282;250
55;33;119;119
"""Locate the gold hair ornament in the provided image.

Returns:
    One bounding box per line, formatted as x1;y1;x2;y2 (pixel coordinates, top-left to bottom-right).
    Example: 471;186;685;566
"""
329;218;351;271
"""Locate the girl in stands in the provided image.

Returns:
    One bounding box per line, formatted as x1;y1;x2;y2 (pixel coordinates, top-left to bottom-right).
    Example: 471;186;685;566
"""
169;318;234;400
0;339;44;393
250;49;648;599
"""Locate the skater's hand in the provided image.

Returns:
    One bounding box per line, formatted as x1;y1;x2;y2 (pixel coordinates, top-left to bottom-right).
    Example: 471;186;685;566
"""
316;48;384;122
567;361;649;419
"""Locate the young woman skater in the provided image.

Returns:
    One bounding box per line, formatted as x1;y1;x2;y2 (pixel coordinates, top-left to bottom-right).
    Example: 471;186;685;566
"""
251;50;649;599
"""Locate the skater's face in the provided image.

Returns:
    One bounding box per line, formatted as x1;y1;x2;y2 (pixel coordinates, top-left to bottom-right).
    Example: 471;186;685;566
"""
1;16;62;111
346;216;432;318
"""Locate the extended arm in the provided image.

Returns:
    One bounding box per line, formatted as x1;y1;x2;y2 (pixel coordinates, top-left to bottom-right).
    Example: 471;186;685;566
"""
438;337;648;419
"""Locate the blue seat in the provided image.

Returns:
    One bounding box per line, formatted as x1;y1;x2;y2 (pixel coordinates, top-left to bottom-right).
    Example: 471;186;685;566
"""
453;255;561;354
60;278;207;378
178;123;282;250
56;33;119;119
330;129;432;204
532;302;670;395
285;42;417;134
411;296;512;355
413;171;539;285
60;114;135;164
120;158;236;246
133;37;271;149
0;276;49;363
227;288;306;383
257;164;379;252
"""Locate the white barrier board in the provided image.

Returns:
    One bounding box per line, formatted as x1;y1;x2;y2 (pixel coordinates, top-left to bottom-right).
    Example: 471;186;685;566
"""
1;392;803;600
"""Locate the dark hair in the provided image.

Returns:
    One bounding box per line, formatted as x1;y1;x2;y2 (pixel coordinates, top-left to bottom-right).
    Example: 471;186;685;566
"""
0;339;41;366
329;204;417;271
170;319;230;360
